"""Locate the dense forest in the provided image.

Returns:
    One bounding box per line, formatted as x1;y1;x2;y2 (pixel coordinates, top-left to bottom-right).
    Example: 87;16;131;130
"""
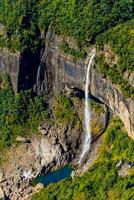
0;0;133;98
0;74;48;152
0;0;134;51
0;0;134;199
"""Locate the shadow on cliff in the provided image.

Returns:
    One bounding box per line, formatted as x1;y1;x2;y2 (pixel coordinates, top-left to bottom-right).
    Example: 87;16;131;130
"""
18;48;44;92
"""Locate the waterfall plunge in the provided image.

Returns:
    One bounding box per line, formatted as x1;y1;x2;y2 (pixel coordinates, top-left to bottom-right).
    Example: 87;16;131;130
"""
79;52;96;164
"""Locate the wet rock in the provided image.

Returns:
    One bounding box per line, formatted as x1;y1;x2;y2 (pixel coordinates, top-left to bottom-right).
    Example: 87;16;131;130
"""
0;117;82;199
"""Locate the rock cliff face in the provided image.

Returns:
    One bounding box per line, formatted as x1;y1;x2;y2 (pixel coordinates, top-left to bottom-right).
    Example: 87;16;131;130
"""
90;67;134;139
0;30;133;199
0;49;20;93
34;31;85;97
0;30;134;139
0;49;41;92
35;31;134;139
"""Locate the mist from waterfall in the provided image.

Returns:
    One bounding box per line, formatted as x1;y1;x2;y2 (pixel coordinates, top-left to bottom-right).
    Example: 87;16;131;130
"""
79;52;96;164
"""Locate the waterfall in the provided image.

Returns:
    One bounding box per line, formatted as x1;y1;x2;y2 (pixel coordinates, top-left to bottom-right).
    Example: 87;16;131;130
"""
34;63;48;96
37;64;42;87
79;51;96;164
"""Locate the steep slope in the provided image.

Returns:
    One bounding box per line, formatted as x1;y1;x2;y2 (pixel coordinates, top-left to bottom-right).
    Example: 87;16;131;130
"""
0;0;134;199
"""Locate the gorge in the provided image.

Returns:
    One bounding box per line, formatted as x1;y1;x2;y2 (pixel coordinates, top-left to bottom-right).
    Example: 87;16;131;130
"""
0;1;134;200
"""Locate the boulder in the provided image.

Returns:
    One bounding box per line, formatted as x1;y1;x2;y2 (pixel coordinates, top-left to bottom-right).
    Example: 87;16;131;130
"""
16;136;29;143
34;183;44;191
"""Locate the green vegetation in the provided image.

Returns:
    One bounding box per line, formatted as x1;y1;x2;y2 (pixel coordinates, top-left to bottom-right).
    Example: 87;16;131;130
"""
39;0;134;45
0;0;133;98
54;95;78;126
95;54;108;77
96;19;134;99
32;118;134;200
90;99;105;138
100;118;134;162
0;0;41;53
95;53;134;99
0;0;134;52
95;19;134;99
60;43;86;60
97;19;134;72
90;99;104;115
0;74;48;150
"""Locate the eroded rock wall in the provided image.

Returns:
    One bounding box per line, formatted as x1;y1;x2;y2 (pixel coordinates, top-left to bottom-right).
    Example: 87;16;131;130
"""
0;31;133;139
38;31;134;139
0;48;20;93
90;67;134;139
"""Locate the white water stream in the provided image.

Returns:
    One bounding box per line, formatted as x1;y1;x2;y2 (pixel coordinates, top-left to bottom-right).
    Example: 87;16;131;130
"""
79;52;96;164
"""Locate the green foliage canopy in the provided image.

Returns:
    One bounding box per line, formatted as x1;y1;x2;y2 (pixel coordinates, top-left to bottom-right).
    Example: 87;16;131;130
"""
0;74;48;150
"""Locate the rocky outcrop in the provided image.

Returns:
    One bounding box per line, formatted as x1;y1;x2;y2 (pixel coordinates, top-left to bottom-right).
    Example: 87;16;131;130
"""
34;30;85;97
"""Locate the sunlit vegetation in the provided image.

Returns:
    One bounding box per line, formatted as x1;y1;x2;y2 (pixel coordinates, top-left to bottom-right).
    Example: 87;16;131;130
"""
90;99;104;115
54;95;78;126
95;19;134;99
0;1;133;98
96;19;134;73
60;42;86;60
0;0;134;52
0;1;133;198
0;0;42;53
0;74;48;150
95;53;134;99
32;118;134;200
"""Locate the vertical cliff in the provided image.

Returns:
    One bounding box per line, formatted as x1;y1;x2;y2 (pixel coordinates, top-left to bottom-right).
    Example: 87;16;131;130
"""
35;30;134;139
0;30;133;140
0;49;20;93
90;67;134;139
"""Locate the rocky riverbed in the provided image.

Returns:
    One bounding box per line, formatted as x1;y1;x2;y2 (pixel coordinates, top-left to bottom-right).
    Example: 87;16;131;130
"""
0;119;82;199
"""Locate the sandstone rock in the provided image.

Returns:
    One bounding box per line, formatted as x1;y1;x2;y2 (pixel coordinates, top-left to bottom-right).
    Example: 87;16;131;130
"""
16;136;29;143
34;183;44;191
90;67;134;139
116;160;123;168
0;172;4;183
0;186;4;199
118;162;132;177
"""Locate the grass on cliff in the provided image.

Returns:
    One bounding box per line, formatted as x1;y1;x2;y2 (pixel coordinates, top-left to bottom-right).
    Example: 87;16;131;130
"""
96;19;134;99
0;74;48;150
31;117;134;200
54;95;79;127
